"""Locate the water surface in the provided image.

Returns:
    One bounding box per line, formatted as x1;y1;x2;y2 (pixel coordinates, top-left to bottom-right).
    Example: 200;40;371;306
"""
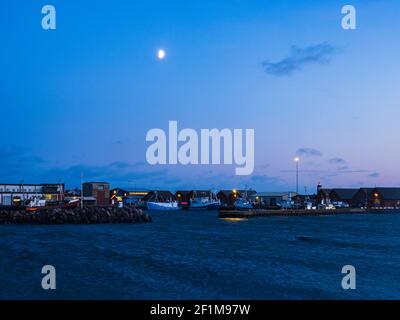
1;211;399;299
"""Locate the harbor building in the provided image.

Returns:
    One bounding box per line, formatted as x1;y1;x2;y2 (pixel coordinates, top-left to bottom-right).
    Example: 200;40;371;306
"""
329;189;359;206
352;188;375;207
316;186;400;208
316;188;358;207
0;183;64;206
217;189;257;206
251;192;298;207
369;188;400;208
110;188;149;206
83;182;110;206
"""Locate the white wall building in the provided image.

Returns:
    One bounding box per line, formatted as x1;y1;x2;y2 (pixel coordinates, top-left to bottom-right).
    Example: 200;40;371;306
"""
0;183;64;206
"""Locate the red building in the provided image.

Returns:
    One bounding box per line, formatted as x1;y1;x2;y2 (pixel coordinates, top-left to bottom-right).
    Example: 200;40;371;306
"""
83;182;110;206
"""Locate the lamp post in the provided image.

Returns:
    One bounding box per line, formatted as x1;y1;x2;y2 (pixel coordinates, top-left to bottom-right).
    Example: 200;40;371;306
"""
294;157;300;193
80;173;84;209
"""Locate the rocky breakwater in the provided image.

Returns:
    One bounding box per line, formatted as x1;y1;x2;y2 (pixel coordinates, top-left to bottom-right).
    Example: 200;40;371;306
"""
0;206;152;224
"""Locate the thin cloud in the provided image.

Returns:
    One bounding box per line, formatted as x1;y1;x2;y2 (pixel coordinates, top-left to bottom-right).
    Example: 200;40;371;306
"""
262;43;338;76
329;158;347;165
0;145;44;164
281;169;368;174
296;148;323;157
328;158;348;171
43;162;169;187
368;172;380;178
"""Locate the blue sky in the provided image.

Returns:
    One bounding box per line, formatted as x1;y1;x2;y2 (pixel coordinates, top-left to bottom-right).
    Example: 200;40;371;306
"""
1;0;400;192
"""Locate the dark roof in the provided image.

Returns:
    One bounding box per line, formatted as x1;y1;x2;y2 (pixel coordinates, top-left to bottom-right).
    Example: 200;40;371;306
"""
176;190;212;197
330;188;359;200
111;188;149;192
245;189;258;196
143;190;175;201
295;194;316;200
175;190;192;197
374;188;400;200
217;190;234;197
359;188;375;192
318;188;332;196
217;190;257;197
357;188;375;195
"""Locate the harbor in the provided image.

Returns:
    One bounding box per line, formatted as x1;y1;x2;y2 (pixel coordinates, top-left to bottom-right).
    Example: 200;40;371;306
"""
1;182;400;223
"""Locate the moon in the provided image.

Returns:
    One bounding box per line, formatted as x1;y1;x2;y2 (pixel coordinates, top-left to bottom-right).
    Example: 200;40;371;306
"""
157;49;166;60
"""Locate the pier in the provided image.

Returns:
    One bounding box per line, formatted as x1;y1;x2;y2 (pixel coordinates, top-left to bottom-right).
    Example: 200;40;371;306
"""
218;208;400;219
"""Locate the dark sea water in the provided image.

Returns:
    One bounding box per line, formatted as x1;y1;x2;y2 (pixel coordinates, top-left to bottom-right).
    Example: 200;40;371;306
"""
1;211;399;300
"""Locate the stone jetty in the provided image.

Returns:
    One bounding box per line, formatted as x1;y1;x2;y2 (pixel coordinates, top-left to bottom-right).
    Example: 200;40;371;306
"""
0;206;152;224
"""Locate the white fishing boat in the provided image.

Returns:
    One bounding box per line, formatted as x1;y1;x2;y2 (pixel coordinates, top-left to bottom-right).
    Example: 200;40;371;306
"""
189;198;221;210
147;201;182;211
188;190;221;210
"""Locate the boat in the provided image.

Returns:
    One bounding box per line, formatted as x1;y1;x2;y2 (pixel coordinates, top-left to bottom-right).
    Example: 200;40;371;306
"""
147;201;182;211
25;198;80;212
188;190;221;210
146;191;182;211
189;198;221;210
234;198;253;210
234;187;253;210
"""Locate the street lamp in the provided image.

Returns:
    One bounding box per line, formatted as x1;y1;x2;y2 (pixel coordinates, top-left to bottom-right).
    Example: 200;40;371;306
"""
80;172;84;209
294;157;300;193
